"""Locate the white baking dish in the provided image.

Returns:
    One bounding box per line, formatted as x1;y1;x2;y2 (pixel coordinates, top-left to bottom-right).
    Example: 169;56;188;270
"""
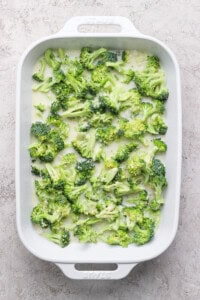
16;16;182;280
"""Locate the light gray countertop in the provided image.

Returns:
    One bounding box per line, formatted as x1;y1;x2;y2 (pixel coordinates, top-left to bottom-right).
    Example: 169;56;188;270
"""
1;0;200;299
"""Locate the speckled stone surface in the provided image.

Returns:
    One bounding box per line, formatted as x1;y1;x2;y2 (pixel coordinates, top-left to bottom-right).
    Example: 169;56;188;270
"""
1;0;200;299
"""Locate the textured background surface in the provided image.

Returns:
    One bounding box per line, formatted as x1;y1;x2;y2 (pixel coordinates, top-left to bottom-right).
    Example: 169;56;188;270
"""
1;0;200;299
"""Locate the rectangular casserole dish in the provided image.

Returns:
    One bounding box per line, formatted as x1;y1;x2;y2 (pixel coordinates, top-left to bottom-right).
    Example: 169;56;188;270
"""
16;16;182;280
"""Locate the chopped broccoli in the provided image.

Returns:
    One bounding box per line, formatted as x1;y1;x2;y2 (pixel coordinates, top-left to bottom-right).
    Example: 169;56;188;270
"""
32;58;46;82
31;122;50;139
30;47;169;248
127;190;149;210
100;51;118;63
147;114;168;135
146;55;160;71
31;202;70;227
132;217;155;245
60;153;77;165
32;77;55;93
153;138;167;153
75;158;95;172
91;65;114;89
80;47;107;70
114;142;138;162
72;131;96;158
96;125;122;145
132;57;169;100
105;230;132;247
118;88;142;113
127;154;146;177
66;73;88;98
123;207;143;224
44;49;61;71
122;50;130;63
34;103;46;112
72;197;98;216
90;112;113;128
121;118;147;139
74;224;98;243
45;229;70;247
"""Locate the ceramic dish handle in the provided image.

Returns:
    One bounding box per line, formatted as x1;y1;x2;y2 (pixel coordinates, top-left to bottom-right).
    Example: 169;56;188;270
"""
58;16;141;36
56;263;137;280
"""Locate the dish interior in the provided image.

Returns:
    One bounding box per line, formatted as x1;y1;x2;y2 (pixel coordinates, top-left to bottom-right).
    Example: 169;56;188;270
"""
17;36;181;263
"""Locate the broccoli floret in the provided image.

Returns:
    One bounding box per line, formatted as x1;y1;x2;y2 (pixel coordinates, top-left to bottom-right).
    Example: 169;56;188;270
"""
33;177;57;202
53;69;65;83
61;101;91;118
104;158;118;169
91;65;112;88
96;125;122;145
78;119;92;132
127;190;149;210
146;55;160;71
123;207;143;224
31;202;70;227
153;138;167;153
29;143;54;162
90;97;106;113
132;217;155;245
122;118;146;139
31;165;41;176
50;101;61;115
75;158;95;185
123;69;135;84
45;164;66;190
140;100;165;121
75;158;95;172
29;125;65;162
57;48;66;61
106;60;125;73
32;77;55;93
98;167;118;185
114;142;138;162
80;47;107;70
31;122;50;139
90;112;113;128
72;130;96;158
48;130;65;151
127;154;146;177
118;88;142;113
133;66;169;101
46;116;69;139
66;73;88;98
96;200;120;219
105;230;132;247
64;183;87;201
149;198;164;211
34;103;46;112
100;51;118;63
51;82;70;108
147;114;168;135
67;59;84;77
74;224;98;243
44;49;61;71
104;180;142;197
72;197;98;216
60;153;77;166
45;229;70;247
122;50;130;63
32;58;46;82
148;158;167;208
100;95;120;114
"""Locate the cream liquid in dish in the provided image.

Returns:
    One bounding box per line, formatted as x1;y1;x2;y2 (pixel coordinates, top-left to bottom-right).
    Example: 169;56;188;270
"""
30;48;169;247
